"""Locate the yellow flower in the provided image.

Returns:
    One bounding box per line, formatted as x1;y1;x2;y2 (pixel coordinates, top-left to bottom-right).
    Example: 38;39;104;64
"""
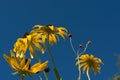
76;54;103;77
31;24;68;45
13;32;46;58
27;32;46;58
13;38;28;58
3;50;48;77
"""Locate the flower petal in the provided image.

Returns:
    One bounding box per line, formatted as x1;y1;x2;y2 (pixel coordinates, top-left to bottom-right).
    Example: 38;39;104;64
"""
30;61;48;73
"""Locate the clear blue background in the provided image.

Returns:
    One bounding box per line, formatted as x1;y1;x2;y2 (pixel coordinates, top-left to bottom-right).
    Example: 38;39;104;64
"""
0;0;120;80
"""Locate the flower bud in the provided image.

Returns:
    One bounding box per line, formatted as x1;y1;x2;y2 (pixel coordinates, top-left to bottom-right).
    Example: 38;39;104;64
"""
87;40;92;45
68;34;72;38
79;44;82;48
44;67;50;73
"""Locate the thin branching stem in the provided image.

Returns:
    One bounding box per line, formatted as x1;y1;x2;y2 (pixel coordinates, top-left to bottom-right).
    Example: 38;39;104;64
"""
77;59;81;80
69;38;90;80
69;37;77;56
76;49;81;80
76;48;80;56
69;38;82;80
78;43;89;57
83;43;88;54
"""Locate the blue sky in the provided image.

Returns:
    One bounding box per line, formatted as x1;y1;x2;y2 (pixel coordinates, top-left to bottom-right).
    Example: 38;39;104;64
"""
0;0;120;80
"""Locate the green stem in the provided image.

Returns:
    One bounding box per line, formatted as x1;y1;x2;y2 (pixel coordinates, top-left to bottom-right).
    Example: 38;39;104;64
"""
69;37;77;55
77;59;81;80
46;44;56;68
83;43;88;53
78;43;89;57
43;71;48;80
69;38;82;80
87;73;90;80
39;76;42;80
35;52;48;80
77;49;81;80
21;76;25;80
45;42;61;80
53;67;61;80
35;52;41;63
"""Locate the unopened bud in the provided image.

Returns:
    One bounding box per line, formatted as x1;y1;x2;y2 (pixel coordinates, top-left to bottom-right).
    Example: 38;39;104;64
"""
44;67;50;73
87;40;92;45
68;34;72;38
79;44;82;48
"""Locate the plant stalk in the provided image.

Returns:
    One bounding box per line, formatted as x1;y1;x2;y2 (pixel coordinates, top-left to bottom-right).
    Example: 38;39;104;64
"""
45;42;61;80
35;52;49;80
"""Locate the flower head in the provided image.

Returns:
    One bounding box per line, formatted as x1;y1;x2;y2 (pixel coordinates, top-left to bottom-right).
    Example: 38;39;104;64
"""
13;32;46;58
31;24;68;45
27;32;46;58
13;38;28;58
76;54;103;77
3;50;48;77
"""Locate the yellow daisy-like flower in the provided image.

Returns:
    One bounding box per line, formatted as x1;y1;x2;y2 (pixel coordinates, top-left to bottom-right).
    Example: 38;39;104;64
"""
13;38;28;58
3;50;48;77
76;54;103;78
13;32;46;58
31;24;68;45
27;32;46;58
